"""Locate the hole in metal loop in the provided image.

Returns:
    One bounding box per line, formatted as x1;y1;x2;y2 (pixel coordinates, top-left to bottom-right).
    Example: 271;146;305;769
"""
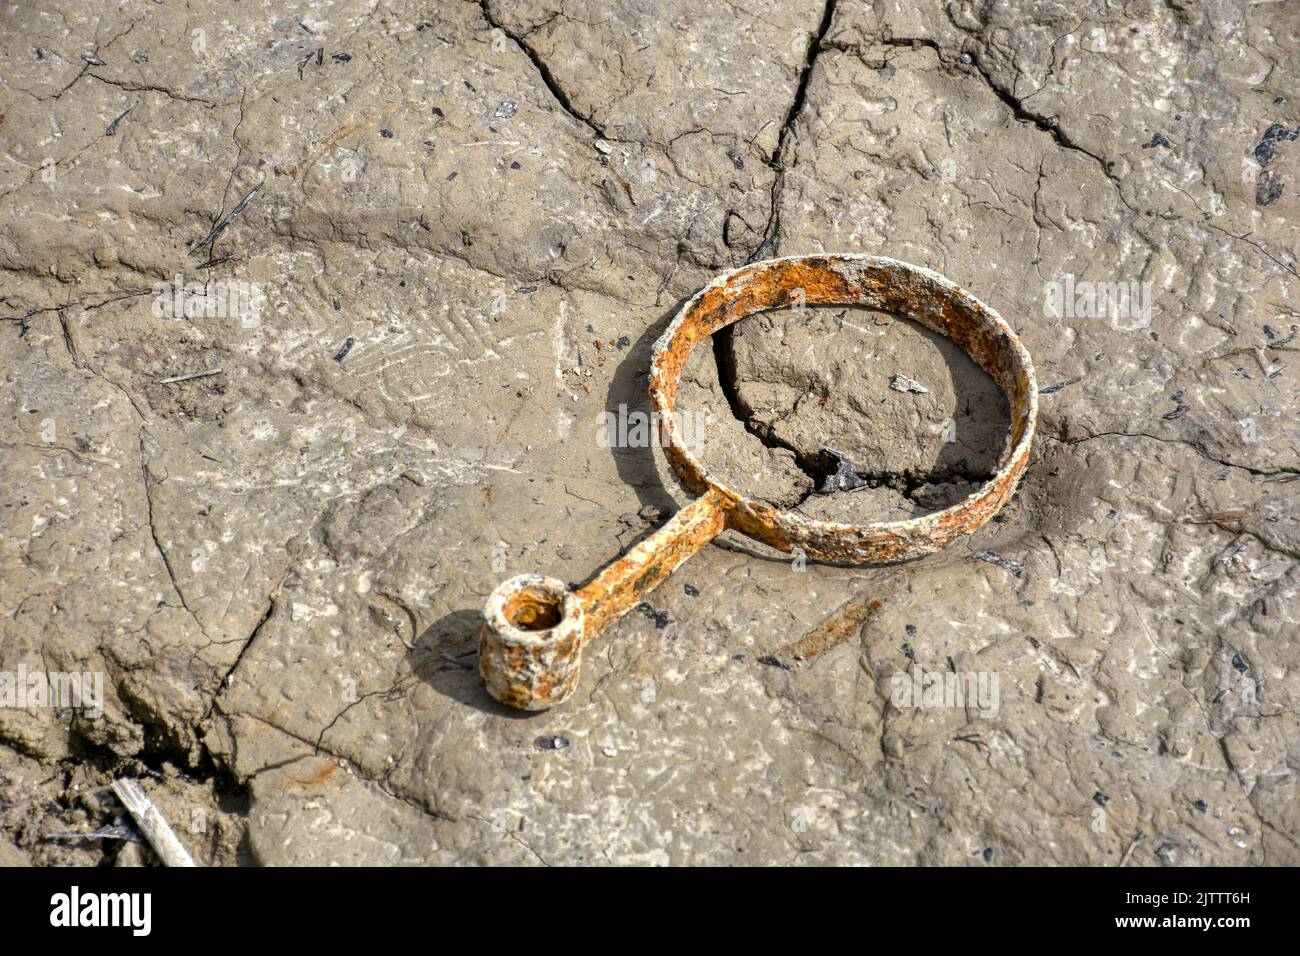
505;587;564;631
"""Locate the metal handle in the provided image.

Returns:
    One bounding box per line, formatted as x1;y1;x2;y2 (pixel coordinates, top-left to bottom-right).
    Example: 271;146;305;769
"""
479;487;732;710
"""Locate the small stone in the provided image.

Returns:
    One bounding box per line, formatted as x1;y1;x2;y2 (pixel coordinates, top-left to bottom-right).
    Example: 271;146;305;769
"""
890;373;929;394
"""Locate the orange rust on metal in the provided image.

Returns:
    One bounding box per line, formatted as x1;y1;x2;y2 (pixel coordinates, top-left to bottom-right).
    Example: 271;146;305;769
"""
479;255;1037;710
575;485;733;641
504;585;564;630
780;596;884;664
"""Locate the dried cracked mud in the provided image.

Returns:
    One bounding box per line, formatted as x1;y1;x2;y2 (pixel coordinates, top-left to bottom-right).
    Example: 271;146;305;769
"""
1;0;1297;866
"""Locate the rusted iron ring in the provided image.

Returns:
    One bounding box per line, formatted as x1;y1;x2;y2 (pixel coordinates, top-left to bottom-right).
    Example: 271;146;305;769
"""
650;254;1038;563
481;254;1037;709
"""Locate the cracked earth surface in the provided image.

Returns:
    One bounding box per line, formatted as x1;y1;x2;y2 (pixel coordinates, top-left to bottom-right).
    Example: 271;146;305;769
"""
1;0;1297;865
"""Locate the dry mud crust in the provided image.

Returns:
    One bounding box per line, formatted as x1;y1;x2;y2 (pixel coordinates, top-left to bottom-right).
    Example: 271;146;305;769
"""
727;305;1008;480
0;0;1297;865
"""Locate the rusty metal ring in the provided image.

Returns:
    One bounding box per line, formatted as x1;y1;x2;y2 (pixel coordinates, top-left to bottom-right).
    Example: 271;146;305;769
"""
481;254;1037;710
